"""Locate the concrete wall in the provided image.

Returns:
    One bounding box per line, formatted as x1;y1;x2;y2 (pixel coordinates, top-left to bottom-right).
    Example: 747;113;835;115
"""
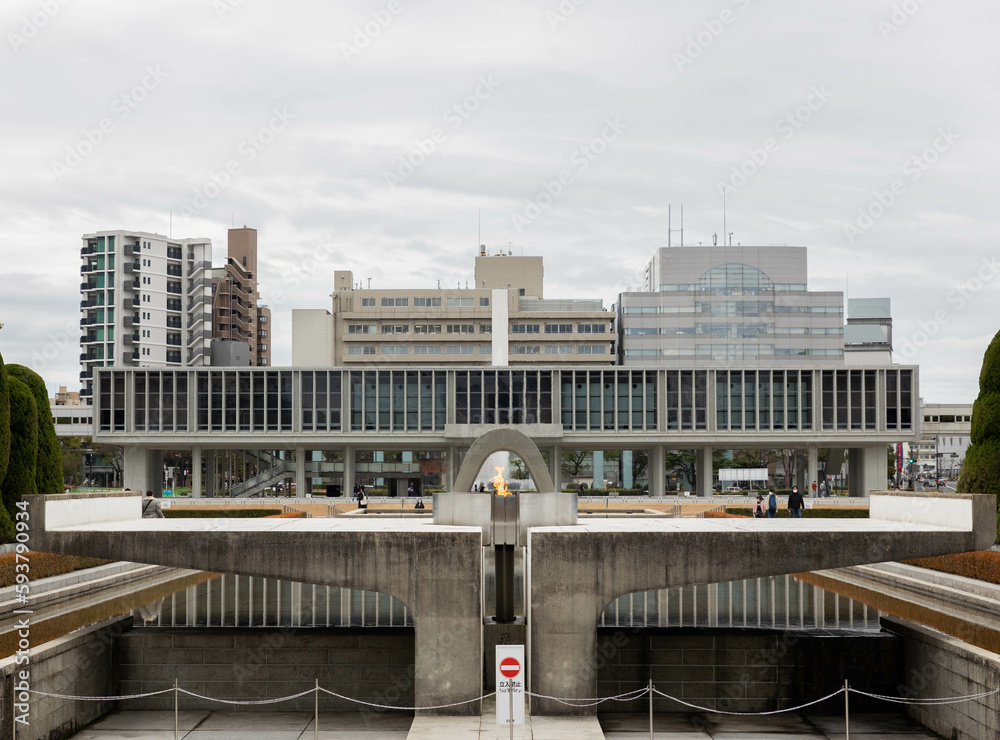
883;617;1000;740
0;617;131;740
595;628;901;715
118;628;415;713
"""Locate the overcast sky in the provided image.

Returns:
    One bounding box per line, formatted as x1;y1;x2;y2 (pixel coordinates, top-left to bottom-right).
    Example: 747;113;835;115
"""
1;0;998;402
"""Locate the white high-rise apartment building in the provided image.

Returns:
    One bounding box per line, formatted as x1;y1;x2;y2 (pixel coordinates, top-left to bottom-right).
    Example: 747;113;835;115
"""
79;231;213;402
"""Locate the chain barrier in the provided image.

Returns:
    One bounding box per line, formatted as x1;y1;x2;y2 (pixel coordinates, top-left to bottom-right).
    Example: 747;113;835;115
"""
26;682;1000;712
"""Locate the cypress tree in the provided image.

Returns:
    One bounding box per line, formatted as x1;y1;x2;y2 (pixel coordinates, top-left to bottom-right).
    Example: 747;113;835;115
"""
1;377;38;528
7;364;62;494
0;351;9;486
957;329;1000;538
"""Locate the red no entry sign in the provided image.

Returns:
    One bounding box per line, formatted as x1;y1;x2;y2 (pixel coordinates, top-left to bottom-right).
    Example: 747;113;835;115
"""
499;657;520;678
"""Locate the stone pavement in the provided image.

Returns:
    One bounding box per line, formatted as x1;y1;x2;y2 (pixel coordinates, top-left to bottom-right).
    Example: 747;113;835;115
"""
72;710;941;738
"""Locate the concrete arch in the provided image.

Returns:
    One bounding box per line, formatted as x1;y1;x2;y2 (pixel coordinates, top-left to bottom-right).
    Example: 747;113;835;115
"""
452;428;555;493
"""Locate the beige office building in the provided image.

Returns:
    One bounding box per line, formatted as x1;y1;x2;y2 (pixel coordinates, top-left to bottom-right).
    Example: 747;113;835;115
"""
211;227;272;366
292;252;613;366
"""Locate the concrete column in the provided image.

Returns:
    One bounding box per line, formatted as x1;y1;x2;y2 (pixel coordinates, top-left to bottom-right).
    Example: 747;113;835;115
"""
592;451;604;489
622;450;632;490
295;447;307;498
848;448;863;497
343;445;354;493
863;445;885;497
795;450;806;491
550;444;562;492
192;446;202;498
445;446;458;491
206;451;216;498
696;446;713;497
650;445;665;497
123;445;149;492
807;445;818;497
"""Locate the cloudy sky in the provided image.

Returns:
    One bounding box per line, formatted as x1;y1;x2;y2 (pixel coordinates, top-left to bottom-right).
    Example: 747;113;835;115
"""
1;0;998;402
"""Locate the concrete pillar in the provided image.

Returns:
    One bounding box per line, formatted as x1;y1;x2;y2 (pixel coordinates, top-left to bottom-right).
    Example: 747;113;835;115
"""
863;445;885;497
550;444;562;492
124;445;154;493
445;446;458;491
592;451;604;489
807;446;818;497
795;450;805;491
650;445;665;497
848;448;863;497
191;446;202;498
622;450;632;490
206;451;217;498
696;446;713;497
295;447;307;498
343;445;354;493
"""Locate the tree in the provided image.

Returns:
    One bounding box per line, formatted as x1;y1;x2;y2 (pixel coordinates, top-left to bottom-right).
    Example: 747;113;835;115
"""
60;436;87;486
6;365;62;494
92;443;124;487
509;456;529;480
561;450;590;478
1;376;39;520
0;350;9;486
957;329;1000;536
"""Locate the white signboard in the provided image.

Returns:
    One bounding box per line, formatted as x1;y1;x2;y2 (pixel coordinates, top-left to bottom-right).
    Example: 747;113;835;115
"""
496;644;525;738
718;468;768;482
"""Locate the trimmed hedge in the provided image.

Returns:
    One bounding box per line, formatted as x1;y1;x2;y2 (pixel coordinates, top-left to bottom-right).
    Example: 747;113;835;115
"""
958;328;1000;539
2;377;38;509
266;511;306;518
164;508;284;518
0;551;111;587
903;550;1000;586
6;365;62;495
0;352;9;486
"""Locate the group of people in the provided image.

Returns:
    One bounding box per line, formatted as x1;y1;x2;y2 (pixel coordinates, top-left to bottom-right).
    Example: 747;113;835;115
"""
353;483;424;509
752;486;806;518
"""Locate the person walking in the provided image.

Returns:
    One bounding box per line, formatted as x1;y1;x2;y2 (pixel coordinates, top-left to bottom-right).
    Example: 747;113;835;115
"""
753;494;766;518
788;485;804;518
767;489;777;518
358;487;368;510
407;482;415;497
142;490;164;519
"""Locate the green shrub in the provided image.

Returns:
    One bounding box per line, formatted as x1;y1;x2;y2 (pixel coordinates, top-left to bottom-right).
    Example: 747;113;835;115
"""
0;552;111;587
726;506;869;519
1;377;38;511
958;329;1000;540
6;365;62;494
903;550;1000;586
0;352;9;486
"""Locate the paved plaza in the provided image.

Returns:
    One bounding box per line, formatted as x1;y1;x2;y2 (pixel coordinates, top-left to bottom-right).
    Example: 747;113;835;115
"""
72;709;941;738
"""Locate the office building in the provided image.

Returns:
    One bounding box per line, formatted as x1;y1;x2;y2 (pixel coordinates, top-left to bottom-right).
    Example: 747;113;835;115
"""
844;297;893;365
292;250;614;366
617;246;847;367
210;227;271;367
79;231;213;401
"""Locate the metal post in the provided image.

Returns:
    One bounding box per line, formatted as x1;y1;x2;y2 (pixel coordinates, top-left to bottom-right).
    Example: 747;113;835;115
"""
648;677;653;740
174;677;179;740
509;674;514;740
314;678;319;740
844;678;849;740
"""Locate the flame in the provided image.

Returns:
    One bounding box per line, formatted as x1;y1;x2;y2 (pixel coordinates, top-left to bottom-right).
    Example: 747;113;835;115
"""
491;466;511;496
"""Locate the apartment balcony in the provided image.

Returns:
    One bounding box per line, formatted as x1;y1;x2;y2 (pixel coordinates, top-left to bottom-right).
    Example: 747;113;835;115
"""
80;264;92;273
79;370;92;380
80;387;92;398
81;244;95;255
79;353;87;361
82;335;99;344
80;317;92;327
132;297;140;307
166;338;182;347
131;350;140;360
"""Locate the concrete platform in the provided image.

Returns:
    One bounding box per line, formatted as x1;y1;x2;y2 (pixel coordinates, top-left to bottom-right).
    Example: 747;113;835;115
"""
73;710;942;738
